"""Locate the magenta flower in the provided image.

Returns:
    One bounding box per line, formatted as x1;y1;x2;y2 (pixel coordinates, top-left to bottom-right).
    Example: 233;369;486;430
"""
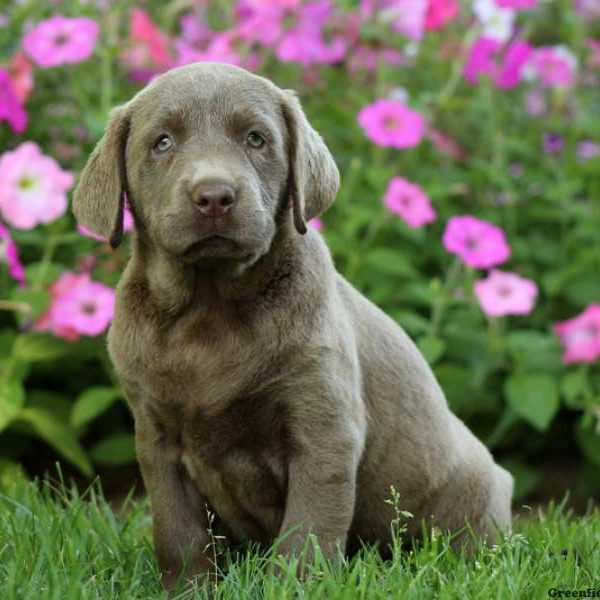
554;304;600;365
0;69;27;133
347;46;403;72
22;15;99;68
474;270;537;317
464;37;532;89
308;217;324;231
33;272;115;342
425;0;460;30
0;222;25;283
524;46;577;88
358;99;426;149
383;176;436;228
495;0;537;8
238;0;346;66
442;215;511;268
0;142;73;230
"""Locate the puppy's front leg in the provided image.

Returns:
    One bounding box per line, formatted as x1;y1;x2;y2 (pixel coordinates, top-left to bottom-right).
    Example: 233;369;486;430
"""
277;407;363;563
133;408;213;591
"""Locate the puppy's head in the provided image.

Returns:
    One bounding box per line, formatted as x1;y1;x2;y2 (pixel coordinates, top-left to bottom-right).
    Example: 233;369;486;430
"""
72;63;339;271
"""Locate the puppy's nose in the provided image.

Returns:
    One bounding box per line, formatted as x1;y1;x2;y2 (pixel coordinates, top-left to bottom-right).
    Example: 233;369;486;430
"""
194;183;237;218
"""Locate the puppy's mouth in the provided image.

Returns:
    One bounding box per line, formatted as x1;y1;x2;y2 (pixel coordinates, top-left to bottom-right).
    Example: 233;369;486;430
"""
183;234;241;258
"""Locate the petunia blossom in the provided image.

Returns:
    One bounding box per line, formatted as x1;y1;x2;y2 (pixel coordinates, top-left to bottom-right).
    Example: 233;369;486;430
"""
22;15;99;68
473;0;515;42
554;304;600;364
474;270;537;317
358;99;426;149
383;176;436;228
495;0;537;8
425;0;460;31
464;37;532;89
0;221;25;283
33;272;115;342
0;69;27;133
442;215;511;268
0;142;73;230
308;217;324;231
523;45;578;88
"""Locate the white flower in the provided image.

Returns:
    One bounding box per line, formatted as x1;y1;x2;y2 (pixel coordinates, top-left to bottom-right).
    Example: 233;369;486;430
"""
473;0;516;43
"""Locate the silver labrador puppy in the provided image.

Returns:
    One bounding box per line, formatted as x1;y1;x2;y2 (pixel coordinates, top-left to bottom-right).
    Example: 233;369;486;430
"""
73;62;513;590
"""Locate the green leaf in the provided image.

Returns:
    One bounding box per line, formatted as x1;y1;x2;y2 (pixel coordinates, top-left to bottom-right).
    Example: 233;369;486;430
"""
71;387;122;428
10;288;50;323
0;379;25;433
576;417;600;468
89;433;136;466
417;336;446;364
19;408;93;477
561;371;591;408
0;458;28;496
362;249;417;278
12;333;70;362
24;263;64;287
504;373;559;431
505;331;562;372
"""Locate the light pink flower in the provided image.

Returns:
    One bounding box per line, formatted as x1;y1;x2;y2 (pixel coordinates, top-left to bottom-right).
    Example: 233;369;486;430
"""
0;221;25;283
360;0;428;41
383;176;436;228
78;203;134;240
0;142;73;230
309;217;324;231
22;15;99;68
554;304;600;364
524;46;578;88
179;12;211;45
238;0;346;65
8;53;34;102
425;0;460;31
33;272;115;341
0;69;27;133
358;99;426;149
174;35;243;68
427;129;467;160
464;37;532;89
495;0;537;8
347;46;403;72
474;270;537;317
442;215;511;268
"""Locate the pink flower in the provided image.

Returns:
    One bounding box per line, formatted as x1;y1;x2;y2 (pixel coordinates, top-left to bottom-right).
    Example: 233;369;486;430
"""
554;304;600;364
360;0;428;40
464;37;532;89
0;69;27;133
309;217;324;231
383;176;436;228
0;221;25;283
495;0;537;8
238;0;346;65
33;272;115;341
22;15;99;68
174;35;243;68
78;203;135;240
524;46;578;88
425;0;460;31
0;142;73;230
442;215;511;268
358;99;426;149
347;46;403;72
428;128;467;160
474;270;537;317
8;53;34;102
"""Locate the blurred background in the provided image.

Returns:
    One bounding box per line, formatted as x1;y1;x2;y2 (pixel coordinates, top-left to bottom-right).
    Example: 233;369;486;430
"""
0;0;599;509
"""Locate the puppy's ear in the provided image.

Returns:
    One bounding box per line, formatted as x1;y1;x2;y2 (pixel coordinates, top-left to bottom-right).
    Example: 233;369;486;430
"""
281;91;340;234
72;104;131;249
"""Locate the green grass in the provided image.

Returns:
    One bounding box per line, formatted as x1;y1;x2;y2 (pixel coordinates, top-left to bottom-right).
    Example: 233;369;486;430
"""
0;475;598;600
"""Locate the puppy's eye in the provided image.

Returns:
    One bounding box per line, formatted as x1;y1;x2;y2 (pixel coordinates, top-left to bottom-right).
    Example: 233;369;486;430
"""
153;135;172;153
246;132;265;149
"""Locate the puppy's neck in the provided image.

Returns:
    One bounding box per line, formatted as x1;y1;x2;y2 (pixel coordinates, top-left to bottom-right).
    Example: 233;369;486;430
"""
131;221;303;315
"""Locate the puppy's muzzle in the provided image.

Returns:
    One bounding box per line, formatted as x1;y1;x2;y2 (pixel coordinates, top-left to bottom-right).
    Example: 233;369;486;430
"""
192;180;238;219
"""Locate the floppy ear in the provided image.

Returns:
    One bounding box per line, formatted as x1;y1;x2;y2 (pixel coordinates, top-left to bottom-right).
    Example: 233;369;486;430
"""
281;91;340;234
72;105;131;249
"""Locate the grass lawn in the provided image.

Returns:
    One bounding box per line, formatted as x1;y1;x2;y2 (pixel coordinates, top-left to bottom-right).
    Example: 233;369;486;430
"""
0;475;598;600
